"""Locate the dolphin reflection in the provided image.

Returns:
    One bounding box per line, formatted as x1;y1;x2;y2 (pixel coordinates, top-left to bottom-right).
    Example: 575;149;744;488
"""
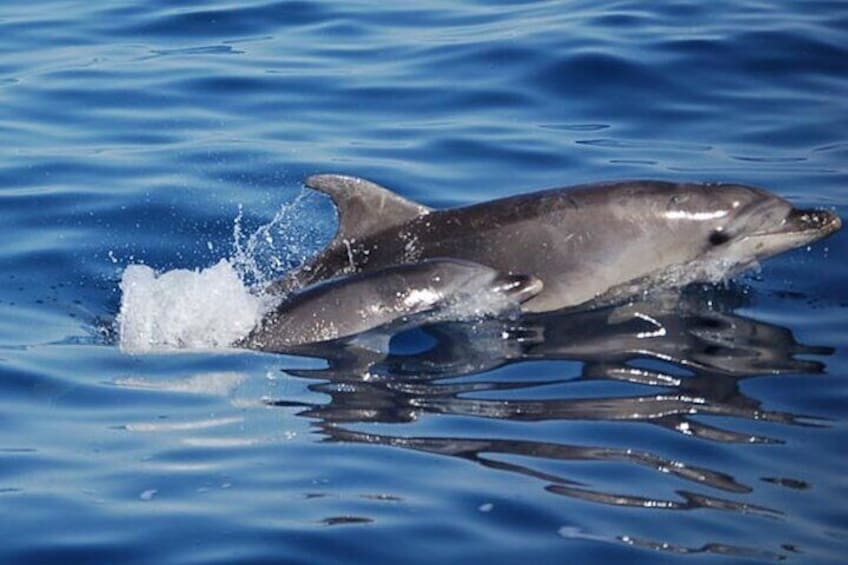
266;286;831;556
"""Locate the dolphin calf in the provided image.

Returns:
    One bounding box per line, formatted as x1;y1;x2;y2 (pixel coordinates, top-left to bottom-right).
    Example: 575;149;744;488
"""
269;174;841;313
244;258;541;351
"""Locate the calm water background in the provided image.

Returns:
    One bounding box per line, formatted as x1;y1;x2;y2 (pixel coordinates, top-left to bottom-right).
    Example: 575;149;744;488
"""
2;1;848;563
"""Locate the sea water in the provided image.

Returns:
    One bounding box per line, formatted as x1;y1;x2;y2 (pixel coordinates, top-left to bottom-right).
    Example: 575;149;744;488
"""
1;1;847;563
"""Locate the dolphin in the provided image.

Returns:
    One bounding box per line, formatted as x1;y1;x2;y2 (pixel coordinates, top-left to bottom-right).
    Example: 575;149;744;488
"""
269;174;841;313
243;258;541;351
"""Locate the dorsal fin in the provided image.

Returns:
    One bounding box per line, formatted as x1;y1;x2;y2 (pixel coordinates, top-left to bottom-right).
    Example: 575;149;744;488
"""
305;174;432;243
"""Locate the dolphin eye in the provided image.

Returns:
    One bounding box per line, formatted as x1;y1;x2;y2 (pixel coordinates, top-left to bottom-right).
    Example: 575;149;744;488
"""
709;229;731;246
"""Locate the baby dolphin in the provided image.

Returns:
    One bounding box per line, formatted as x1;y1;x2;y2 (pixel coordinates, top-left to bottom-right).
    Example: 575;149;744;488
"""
244;258;542;351
270;175;841;312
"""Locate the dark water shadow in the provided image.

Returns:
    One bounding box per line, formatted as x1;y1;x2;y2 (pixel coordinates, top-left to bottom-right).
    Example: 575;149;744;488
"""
266;284;831;560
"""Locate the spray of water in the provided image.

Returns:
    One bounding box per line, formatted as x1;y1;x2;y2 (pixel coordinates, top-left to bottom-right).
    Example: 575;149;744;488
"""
230;189;335;290
117;189;334;353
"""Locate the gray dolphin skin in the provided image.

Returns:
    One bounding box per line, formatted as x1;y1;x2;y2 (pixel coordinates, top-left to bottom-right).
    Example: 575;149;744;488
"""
244;258;542;350
269;174;842;313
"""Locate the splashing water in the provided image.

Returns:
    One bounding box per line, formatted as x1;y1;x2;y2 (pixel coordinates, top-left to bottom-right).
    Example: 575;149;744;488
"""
117;189;335;353
117;260;268;353
231;189;335;289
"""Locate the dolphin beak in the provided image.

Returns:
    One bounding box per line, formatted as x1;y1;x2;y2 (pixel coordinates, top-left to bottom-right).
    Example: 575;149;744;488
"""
782;208;842;238
493;273;544;304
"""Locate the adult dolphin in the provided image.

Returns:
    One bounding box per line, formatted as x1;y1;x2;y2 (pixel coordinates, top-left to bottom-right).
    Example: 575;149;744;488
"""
269;174;841;313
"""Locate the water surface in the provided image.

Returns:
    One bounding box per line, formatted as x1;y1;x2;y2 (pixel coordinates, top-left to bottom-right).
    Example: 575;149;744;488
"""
1;1;847;563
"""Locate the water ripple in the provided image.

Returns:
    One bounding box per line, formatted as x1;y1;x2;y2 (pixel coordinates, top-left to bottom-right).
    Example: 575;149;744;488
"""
1;0;847;562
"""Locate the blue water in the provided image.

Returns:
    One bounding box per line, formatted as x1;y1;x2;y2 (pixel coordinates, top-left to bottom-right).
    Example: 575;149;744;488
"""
2;1;848;563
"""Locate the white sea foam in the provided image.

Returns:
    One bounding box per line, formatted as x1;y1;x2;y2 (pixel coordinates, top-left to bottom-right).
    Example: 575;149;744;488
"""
118;259;269;353
117;190;333;353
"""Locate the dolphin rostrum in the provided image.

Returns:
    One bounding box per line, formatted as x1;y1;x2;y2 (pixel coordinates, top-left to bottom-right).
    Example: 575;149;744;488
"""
244;258;542;351
268;174;841;313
